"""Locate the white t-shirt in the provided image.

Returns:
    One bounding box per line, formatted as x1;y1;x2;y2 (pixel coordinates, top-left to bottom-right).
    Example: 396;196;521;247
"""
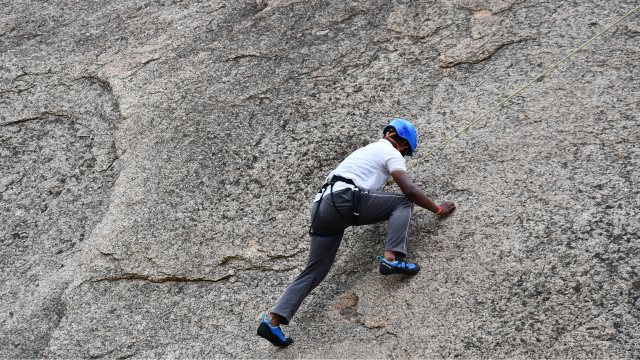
314;139;406;201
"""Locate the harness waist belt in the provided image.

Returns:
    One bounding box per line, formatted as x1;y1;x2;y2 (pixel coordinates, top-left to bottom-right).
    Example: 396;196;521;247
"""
325;176;361;226
310;176;362;235
318;175;356;191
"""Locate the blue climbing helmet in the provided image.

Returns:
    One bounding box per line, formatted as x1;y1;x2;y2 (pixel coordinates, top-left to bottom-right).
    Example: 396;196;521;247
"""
383;119;418;156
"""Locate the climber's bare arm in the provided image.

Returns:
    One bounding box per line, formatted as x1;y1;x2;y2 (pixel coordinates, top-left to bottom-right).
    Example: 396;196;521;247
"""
391;170;455;216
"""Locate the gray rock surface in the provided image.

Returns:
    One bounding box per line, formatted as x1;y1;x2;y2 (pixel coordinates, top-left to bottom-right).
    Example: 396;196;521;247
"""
1;0;639;358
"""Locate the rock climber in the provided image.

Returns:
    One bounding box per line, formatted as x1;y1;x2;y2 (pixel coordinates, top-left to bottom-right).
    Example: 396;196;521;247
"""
257;119;456;347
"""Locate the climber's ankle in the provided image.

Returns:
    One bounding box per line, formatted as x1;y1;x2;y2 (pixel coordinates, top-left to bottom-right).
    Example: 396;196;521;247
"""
383;251;396;263
269;313;282;327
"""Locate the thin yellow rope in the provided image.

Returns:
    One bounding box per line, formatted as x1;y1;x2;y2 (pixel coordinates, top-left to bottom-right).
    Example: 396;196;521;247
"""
388;3;640;186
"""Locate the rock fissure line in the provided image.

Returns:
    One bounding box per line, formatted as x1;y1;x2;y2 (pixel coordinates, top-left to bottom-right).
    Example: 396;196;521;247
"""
91;273;235;283
88;263;301;284
0;84;35;94
0;111;67;127
98;148;127;173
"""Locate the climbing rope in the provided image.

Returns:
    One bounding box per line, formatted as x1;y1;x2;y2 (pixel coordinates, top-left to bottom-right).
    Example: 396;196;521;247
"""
388;3;640;186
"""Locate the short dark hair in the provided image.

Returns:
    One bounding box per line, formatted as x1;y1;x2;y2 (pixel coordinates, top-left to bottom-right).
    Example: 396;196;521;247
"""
383;125;411;156
383;126;407;144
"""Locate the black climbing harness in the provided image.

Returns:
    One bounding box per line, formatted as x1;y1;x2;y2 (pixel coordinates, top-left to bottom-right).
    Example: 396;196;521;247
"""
309;176;362;236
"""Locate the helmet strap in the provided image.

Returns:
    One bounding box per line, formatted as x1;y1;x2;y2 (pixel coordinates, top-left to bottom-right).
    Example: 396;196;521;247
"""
384;131;411;154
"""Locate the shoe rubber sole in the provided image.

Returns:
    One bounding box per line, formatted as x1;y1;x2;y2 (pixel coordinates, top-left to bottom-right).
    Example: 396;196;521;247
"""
379;258;420;275
257;322;293;347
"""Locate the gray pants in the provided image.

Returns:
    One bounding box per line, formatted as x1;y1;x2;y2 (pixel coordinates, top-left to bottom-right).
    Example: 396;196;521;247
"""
271;188;413;325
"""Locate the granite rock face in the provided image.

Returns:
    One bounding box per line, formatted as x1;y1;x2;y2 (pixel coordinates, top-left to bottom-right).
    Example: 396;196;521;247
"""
1;0;639;358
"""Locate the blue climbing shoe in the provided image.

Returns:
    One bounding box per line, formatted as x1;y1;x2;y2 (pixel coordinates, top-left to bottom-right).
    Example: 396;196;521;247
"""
377;256;420;275
257;313;293;347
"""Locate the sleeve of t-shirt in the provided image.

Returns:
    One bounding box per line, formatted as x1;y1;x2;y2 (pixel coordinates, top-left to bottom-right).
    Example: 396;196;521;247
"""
382;145;407;173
